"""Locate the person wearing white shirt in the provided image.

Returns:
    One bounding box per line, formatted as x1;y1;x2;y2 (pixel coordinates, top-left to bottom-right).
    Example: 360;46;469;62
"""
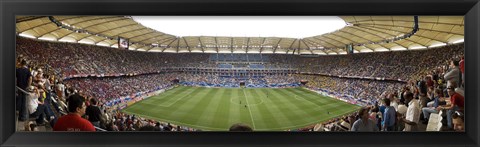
401;92;420;131
388;93;399;111
21;86;48;126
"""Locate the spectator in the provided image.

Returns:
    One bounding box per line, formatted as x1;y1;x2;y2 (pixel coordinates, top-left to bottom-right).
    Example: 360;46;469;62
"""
381;98;396;131
459;55;464;87
351;107;379;131
421;88;442;124
401;92;420;131
22;86;49;128
85;98;102;128
436;86;464;130
16;59;33;121
444;60;460;89
229;123;253;131
452;111;464;132
53;94;95;131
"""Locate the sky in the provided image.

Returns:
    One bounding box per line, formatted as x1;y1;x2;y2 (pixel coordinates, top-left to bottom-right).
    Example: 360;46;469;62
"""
132;16;347;38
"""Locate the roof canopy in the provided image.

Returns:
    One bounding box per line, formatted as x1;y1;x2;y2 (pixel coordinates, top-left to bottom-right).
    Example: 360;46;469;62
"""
16;16;464;55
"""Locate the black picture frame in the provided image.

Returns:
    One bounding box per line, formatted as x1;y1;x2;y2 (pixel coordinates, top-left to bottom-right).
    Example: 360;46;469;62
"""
1;0;479;146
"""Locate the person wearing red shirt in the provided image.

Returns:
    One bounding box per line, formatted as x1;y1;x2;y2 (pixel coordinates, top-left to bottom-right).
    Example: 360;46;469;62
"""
437;86;464;130
53;94;95;131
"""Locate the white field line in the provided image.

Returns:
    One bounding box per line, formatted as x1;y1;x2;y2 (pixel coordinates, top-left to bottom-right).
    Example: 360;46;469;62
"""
243;88;257;129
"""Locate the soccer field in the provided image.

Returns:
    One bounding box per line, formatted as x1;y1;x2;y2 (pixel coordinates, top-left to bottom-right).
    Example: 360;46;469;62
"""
122;86;361;131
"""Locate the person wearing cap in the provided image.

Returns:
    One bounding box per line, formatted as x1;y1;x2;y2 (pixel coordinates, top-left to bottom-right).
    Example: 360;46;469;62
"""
436;86;464;130
53;94;95;131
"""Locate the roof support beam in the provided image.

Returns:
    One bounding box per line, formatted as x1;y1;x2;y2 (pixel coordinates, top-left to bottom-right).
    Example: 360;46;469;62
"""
176;38;181;53
161;38;178;52
309;36;343;49
17;16;46;23
338;29;391;50
73;18;134;42
146;37;176;51
245;38;251;53
123;31;156;40
96;23;138;34
133;33;169;43
361;25;442;47
354;19;464;26
300;39;315;54
287;39;297;54
198;37;205;53
353;26;409;49
20;16;85;33
327;33;375;51
259;38;267;53
183;37;191;52
272;38;282;53
214;37;219;53
68;16;119;26
297;39;303;55
230;38;234;53
51;16;120;39
358;25;448;44
357;24;464;36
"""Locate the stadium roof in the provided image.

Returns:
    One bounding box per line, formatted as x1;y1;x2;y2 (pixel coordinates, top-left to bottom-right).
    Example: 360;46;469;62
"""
16;16;464;55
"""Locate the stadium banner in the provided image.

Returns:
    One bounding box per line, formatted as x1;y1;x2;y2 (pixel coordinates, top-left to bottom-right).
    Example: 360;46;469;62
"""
118;37;129;49
105;86;173;108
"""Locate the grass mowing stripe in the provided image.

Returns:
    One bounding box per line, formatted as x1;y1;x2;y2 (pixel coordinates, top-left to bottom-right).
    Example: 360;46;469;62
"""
177;88;218;126
242;88;256;129
212;88;232;129
124;86;186;110
267;89;313;124
272;89;318;122
228;89;244;127
195;88;226;127
166;87;212;119
143;86;189;104
285;88;329;106
249;89;284;130
157;87;198;107
253;89;295;127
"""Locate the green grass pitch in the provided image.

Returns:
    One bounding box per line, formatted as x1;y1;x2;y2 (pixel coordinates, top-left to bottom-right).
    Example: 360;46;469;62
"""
122;86;361;131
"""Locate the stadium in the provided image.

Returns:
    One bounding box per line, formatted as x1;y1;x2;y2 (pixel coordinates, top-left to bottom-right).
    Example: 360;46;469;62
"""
15;16;464;132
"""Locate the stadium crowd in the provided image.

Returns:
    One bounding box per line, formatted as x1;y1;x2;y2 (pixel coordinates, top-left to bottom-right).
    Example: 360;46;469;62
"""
296;43;464;81
178;73;300;88
16;36;464;132
64;73;177;104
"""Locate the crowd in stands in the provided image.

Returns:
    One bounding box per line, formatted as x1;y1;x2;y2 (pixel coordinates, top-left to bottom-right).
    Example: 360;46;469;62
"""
177;73;300;88
296;43;464;81
64;73;176;104
16;36;465;132
297;75;404;105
